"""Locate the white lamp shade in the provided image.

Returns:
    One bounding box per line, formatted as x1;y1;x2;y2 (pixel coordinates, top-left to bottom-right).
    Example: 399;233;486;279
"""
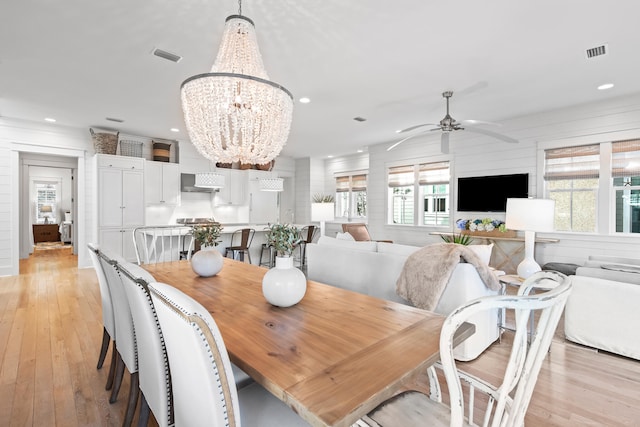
195;172;225;188
311;203;334;221
259;178;284;192
505;198;555;232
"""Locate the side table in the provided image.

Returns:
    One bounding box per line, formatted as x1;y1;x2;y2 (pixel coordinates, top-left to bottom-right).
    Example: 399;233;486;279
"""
498;274;534;343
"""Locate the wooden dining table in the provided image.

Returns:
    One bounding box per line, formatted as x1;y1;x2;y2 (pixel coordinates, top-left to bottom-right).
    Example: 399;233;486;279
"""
143;258;474;427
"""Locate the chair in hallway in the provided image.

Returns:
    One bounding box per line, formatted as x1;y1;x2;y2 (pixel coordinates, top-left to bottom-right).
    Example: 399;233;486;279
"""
87;243;117;391
148;282;309;426
358;271;572;427
225;228;255;264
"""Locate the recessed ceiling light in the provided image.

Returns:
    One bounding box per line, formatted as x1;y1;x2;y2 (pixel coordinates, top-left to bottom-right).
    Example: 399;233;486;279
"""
299;97;311;104
395;129;402;133
597;83;614;90
327;155;334;158
44;118;56;123
356;149;363;153
170;128;180;132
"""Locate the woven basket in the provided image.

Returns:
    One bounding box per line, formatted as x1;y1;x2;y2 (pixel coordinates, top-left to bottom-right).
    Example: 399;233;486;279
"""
90;128;119;155
256;160;275;171
119;140;143;157
153;141;171;162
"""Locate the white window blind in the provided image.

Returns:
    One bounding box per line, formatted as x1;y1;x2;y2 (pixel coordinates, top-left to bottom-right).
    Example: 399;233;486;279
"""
418;161;449;185
612;139;640;178
351;174;367;191
335;176;350;192
388;165;414;187
544;144;600;180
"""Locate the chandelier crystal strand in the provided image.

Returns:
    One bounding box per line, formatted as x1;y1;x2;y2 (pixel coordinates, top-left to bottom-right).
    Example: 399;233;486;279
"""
181;14;293;165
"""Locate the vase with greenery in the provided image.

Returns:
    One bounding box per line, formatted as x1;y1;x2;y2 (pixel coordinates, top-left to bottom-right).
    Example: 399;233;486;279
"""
440;233;473;245
262;223;306;307
189;222;224;277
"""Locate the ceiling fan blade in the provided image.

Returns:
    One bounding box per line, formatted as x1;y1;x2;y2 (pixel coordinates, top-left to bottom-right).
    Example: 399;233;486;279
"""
463;127;518;144
441;133;450;154
387;131;429;151
460;119;502;127
398;123;439;133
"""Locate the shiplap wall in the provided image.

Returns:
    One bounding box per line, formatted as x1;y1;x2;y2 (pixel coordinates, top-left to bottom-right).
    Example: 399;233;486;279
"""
325;92;640;269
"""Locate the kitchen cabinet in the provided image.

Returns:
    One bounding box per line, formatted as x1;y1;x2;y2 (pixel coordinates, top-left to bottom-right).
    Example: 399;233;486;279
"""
96;154;144;261
248;170;279;224
214;169;247;206
145;161;180;205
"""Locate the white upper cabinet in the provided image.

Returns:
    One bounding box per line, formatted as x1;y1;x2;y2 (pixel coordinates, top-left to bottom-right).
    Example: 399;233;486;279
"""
97;155;145;228
214;169;247;206
145;161;180;205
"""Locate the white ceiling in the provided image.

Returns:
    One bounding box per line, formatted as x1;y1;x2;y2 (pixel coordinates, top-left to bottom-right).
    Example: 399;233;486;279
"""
2;1;640;159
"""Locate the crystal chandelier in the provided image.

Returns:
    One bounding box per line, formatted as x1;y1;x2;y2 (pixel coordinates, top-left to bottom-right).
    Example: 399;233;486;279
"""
181;1;294;165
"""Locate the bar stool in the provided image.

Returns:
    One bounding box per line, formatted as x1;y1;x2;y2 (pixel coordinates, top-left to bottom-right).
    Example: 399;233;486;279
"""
298;225;318;267
258;243;275;268
225;228;255;264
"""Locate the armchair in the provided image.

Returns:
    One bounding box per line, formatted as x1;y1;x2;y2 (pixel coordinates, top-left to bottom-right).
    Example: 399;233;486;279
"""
342;223;393;243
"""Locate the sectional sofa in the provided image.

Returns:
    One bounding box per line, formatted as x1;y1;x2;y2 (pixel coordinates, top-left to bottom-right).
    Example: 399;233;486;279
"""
565;255;640;360
306;236;502;361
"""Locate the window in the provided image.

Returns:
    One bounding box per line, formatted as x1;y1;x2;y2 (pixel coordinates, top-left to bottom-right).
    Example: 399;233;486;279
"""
388;161;450;226
419;162;450;226
334;173;367;219
35;182;58;224
612;139;640;233
544;144;599;232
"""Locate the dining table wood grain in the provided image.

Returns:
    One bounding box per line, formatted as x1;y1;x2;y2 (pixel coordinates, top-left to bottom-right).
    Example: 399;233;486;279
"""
143;258;474;427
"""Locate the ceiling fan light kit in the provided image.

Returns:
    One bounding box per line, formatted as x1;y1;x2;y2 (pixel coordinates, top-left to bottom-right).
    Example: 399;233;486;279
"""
388;91;518;153
181;0;294;166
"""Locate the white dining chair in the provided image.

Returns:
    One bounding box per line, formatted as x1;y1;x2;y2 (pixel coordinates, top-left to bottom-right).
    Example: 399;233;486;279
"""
357;271;572;427
116;261;173;427
148;281;310;426
87;243;117;390
97;249;139;427
133;225;195;265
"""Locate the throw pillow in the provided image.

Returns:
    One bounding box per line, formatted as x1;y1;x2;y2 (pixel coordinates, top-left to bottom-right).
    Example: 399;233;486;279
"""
467;244;493;265
336;232;355;241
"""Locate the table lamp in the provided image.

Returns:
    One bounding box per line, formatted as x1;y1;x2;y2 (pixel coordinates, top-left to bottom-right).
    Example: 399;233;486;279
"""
505;198;555;279
41;205;53;224
311;202;334;237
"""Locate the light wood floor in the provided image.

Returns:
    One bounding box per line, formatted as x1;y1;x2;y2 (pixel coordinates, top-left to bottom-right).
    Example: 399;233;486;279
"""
2;248;640;426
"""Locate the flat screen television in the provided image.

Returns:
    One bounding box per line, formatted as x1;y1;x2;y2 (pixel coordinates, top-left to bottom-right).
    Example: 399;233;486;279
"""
457;173;529;212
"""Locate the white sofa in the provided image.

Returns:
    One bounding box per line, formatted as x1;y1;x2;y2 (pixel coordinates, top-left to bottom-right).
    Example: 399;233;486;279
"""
565;255;640;360
306;236;501;361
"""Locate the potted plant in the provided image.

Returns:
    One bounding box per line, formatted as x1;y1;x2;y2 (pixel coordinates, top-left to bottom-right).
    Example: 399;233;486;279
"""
189;222;224;277
262;223;306;307
265;223;301;257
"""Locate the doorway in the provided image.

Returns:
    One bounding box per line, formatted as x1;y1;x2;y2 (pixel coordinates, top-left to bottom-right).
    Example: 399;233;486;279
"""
11;144;86;276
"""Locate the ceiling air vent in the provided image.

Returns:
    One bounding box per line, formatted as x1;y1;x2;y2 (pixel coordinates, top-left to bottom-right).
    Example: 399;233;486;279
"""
353;117;367;122
106;117;124;123
153;48;182;63
585;44;608;59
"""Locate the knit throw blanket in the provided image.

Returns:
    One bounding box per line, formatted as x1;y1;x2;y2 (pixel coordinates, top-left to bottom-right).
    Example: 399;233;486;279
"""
396;243;501;311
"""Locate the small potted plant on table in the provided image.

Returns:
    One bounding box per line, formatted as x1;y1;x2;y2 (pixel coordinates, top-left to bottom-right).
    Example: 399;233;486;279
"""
190;222;224;277
262;223;306;307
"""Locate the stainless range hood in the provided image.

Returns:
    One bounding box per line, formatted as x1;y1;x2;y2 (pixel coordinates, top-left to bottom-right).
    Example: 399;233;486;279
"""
181;173;214;193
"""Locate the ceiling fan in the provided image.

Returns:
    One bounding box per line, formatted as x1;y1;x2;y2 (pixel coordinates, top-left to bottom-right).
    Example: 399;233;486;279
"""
387;91;518;154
